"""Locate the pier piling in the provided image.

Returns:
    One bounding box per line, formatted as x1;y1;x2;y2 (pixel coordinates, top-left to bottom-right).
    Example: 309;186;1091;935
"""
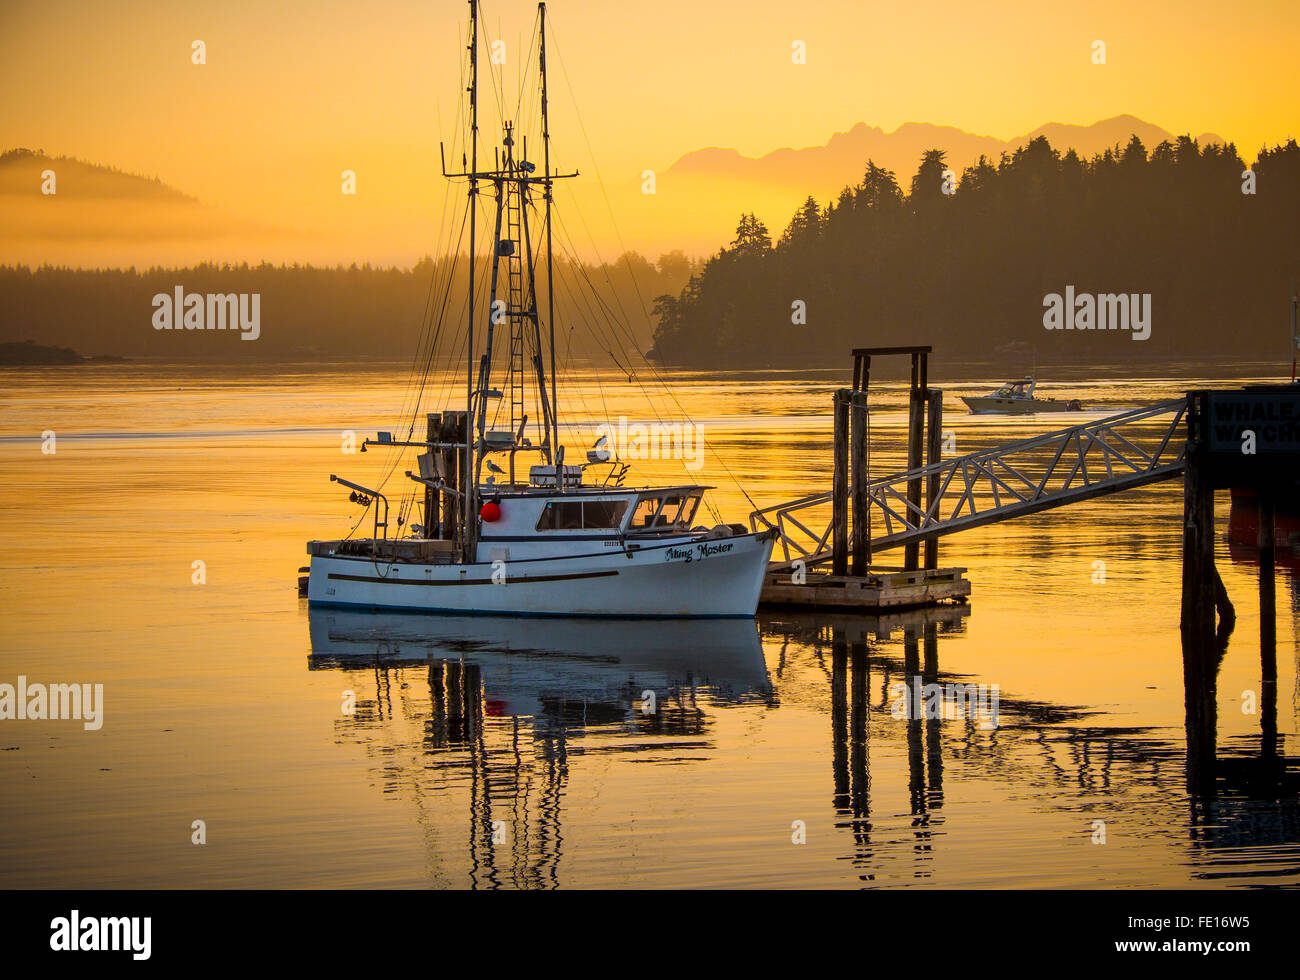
758;346;968;612
924;389;942;570
851;390;870;574
904;352;927;572
832;389;850;575
1180;436;1219;786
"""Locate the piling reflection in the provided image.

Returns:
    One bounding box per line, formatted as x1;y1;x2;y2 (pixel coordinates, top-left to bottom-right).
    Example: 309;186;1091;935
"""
1183;552;1300;877
308;593;1298;887
775;601;1300;886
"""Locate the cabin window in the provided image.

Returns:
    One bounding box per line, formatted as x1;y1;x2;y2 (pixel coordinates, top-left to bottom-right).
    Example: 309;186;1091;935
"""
678;494;702;526
659;494;687;524
629;492;702;529
582;499;628;529
631;496;665;528
535;499;628;531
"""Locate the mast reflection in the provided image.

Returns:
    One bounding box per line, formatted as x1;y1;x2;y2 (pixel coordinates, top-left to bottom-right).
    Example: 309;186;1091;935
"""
308;609;772;888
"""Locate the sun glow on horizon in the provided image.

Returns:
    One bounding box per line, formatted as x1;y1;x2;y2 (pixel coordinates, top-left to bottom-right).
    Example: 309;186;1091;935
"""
1;0;1296;267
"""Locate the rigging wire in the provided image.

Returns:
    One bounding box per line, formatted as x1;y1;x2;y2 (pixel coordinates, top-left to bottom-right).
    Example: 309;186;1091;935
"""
543;22;762;515
357;5;756;536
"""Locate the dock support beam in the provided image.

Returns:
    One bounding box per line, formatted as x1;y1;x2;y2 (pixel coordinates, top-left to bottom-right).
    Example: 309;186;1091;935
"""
832;389;850;576
1180;407;1218;791
850;390;869;575
904;352;928;571
924;389;942;570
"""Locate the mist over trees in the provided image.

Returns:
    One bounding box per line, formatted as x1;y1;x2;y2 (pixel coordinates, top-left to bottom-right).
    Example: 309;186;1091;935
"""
0;250;700;361
5;135;1297;369
648;136;1300;366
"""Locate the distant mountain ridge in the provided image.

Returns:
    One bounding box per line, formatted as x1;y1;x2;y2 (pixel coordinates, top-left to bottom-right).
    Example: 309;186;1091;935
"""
667;114;1230;190
0;115;1239;266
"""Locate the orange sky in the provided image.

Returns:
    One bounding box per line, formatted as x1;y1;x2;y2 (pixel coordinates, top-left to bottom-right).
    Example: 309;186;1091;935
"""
1;0;1297;265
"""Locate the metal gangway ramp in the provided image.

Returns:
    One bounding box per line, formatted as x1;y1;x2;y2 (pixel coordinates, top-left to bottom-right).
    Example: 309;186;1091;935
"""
753;398;1190;568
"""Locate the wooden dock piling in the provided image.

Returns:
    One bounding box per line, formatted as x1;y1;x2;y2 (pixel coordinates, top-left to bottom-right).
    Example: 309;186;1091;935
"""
924;389;942;570
1181;397;1221;786
832;389;850;576
904;352;927;572
759;345;969;613
851;390;870;575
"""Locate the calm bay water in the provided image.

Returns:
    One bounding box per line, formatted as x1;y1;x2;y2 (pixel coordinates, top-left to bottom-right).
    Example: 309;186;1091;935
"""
0;363;1296;888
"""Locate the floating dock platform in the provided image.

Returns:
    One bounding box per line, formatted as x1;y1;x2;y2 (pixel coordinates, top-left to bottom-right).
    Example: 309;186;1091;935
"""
759;565;970;612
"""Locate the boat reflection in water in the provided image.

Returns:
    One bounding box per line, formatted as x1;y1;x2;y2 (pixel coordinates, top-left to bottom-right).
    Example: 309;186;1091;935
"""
308;608;773;721
307;608;773;889
307;598;1299;888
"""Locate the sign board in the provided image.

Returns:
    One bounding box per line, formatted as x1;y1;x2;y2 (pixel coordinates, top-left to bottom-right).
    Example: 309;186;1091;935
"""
1195;385;1300;489
1204;389;1300;453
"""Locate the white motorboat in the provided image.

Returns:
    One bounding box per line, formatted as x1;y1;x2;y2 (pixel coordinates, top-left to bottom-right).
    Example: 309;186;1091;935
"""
960;377;1084;414
305;2;774;618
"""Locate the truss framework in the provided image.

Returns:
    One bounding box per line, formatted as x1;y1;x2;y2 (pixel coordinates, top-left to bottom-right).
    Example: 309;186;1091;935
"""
752;399;1190;568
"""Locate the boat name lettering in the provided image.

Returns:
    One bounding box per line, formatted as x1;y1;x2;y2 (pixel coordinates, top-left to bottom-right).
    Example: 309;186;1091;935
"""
664;541;735;563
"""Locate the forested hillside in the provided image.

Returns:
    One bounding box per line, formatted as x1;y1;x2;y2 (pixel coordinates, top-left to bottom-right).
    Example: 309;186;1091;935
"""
649;136;1300;366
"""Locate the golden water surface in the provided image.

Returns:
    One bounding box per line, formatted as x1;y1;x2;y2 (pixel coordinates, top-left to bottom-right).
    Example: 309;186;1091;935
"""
0;363;1296;888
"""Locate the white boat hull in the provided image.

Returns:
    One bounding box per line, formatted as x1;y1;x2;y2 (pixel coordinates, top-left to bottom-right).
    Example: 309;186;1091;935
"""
307;531;776;618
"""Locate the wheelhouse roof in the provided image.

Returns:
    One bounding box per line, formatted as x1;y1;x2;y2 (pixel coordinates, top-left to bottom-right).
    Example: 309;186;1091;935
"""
485;484;714;498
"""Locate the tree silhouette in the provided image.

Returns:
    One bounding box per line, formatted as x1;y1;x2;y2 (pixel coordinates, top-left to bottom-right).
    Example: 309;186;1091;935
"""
649;135;1300;367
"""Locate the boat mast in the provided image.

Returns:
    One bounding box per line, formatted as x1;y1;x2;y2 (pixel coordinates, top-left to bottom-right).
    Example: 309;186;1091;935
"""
464;0;480;562
540;1;558;460
439;1;576;544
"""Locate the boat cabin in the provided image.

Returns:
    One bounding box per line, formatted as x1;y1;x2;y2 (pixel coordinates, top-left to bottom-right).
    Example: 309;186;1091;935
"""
990;378;1036;399
476;485;709;561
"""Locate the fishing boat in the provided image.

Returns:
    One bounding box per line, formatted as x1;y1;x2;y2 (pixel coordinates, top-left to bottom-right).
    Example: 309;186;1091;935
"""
960;377;1083;414
304;1;775;618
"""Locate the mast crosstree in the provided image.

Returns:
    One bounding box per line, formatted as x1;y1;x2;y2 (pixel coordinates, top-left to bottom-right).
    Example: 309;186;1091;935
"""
443;0;576;556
